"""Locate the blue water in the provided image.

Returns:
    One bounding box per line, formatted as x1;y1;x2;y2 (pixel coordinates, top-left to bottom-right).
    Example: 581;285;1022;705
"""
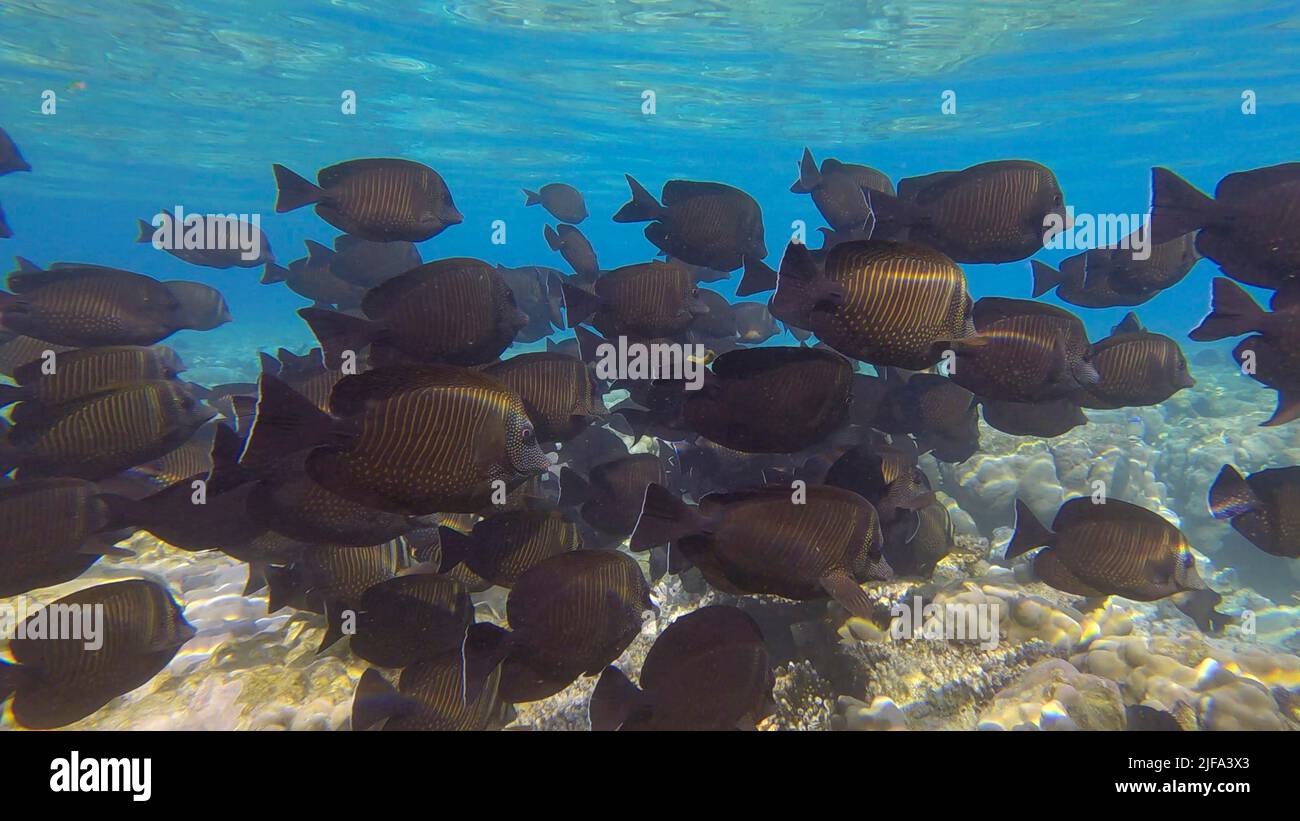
3;0;1299;358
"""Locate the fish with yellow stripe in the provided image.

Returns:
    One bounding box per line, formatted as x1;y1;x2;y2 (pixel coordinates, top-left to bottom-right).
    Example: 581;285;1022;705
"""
273;158;462;242
1006;497;1232;633
0;344;184;410
1079;313;1194;409
240;367;550;515
1209;465;1300;559
438;508;581;588
871;159;1068;263
299;257;528;369
1;379;215;480
631;483;892;618
0;331;70;376
483;351;606;443
561;259;708;341
0;259;230;346
352;652;512;731
769;238;980;370
0;579;196;729
346;574;473;667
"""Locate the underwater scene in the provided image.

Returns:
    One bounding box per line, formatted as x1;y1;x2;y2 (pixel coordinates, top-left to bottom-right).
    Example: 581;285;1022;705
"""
0;0;1298;733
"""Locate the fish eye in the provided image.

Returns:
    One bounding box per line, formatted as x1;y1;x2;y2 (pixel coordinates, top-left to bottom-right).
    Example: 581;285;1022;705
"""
521;425;534;443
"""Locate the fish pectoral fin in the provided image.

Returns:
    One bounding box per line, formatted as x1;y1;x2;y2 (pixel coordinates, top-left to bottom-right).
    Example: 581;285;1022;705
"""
819;570;873;620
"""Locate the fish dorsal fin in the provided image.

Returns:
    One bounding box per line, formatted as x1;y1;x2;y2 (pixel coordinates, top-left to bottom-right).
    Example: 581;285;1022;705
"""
328;364;509;417
1112;312;1144;335
896;170;960;201
1215;162;1300;201
660;179;748;206
1053;496;1177;536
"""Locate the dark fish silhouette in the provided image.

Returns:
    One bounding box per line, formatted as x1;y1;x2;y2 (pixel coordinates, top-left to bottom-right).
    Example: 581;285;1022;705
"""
0;127;30;175
338;573;472;666
320;234;422;289
614;176;766;271
590;605;775;731
1209;465;1300;558
0;202;10;239
0;344;184;410
351;652;511;731
1080;313;1194;409
950;297;1097;403
822;440;936;524
299;258;528;368
484;351;606;442
632;483;892;616
561;452;671;541
1007;498;1231;633
1151;165;1300;290
791;147;894;234
0;579;195;729
136;213;279;275
562;260;707;340
0;478;129;597
682;346;853;454
2;380;215;480
258;347;343;413
981;398;1088;438
873;160;1068;263
273;158;462;242
438;509;581;588
496;264;564;342
0;261;231;346
769;239;979;370
525;183;587;224
262;242;366;310
871;370;979;463
882;499;955;579
732;302;781;344
544;223;600;281
240;368;549;514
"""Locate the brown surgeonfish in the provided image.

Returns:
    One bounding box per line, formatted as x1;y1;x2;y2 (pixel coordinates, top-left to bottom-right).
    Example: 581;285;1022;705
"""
882;499;956;579
0;478;129;597
871;370;980;464
496;264;565;343
949;297;1098;403
351;653;511;731
335;573;472;666
682;346;853;454
1079;313;1194;409
873;160;1068;263
1150;164;1300;290
1006;497;1231;633
769;239;979;370
0;579;195;729
1;379;215;480
484;351;606;443
265;538;407;622
464;549;653;704
980;398;1088;438
262;241;366;309
1209;465;1300;558
524;182;588;224
614;176;766;272
1189;278;1300;425
438;509;581;588
821;439;936;524
1031;231;1199;308
631;483;892;617
300;257;528;369
545;223;600;282
0;261;231;346
0;344;184;409
136;213;279;276
791;147;895;234
240;368;549;515
273;158;462;242
318;234;423;289
0;332;70;376
258;346;344;413
562;260;707;341
0;127;30;175
590;605;775;731
560;452;671;541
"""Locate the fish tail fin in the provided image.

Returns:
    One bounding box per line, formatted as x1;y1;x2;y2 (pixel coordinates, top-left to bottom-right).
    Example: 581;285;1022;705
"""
243;563;268;596
557;466;593;508
239;373;334;472
1188;278;1266;341
770;240;840;325
304;239;335;268
612;175;663;222
319;600;349;654
1262;388;1300;427
0;440;22;476
0;382;27;408
351;668;406;731
260;262;289;285
1029;260;1063;298
462;622;512;704
136;218;156;243
1150;167;1214;244
560;282;601;328
272;164;323;213
1006;499;1054;559
737;255;778;296
523;188;542;207
543;224;563;251
1208;465;1258;519
95;493;143;531
790;147;821;194
264;565;293;613
629;483;707;551
1175;588;1233;635
297;306;381;368
589;665;645;731
435;525;473;572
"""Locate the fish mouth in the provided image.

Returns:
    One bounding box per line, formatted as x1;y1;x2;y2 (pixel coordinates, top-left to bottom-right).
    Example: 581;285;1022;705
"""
444;208;464;226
